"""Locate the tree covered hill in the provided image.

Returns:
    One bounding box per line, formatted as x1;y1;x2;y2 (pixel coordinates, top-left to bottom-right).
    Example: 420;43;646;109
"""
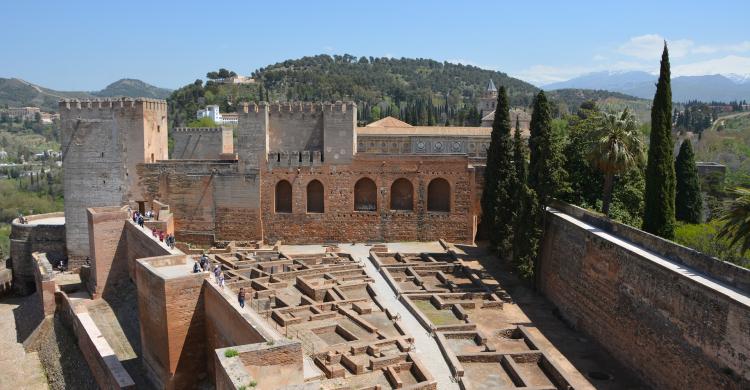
167;54;649;128
0;78;171;112
93;78;171;99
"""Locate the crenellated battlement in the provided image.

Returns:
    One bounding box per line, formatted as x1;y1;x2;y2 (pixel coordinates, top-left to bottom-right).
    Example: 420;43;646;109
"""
267;150;323;169
59;97;167;112
238;101;356;115
172;127;224;133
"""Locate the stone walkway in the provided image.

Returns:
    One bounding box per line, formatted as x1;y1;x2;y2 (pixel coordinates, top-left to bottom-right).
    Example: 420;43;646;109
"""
340;243;461;390
0;297;48;389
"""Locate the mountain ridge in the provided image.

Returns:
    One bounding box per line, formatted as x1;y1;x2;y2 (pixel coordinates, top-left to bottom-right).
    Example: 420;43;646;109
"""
0;77;172;111
545;71;750;101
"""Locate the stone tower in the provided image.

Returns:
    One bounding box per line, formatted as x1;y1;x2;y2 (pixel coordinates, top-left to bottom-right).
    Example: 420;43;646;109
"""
59;98;168;262
477;79;498;115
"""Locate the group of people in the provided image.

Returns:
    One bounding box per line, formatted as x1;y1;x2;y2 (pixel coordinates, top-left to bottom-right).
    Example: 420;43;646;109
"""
131;210;145;227
191;254;247;308
130;208;176;249
152;228;176;248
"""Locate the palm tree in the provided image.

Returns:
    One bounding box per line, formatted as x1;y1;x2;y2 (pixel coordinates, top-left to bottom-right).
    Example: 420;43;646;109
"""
718;188;750;252
587;108;644;217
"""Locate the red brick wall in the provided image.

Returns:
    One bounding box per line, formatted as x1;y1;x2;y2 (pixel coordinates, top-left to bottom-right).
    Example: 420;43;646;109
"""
136;256;209;390
87;207;129;298
538;207;750;390
261;155;476;244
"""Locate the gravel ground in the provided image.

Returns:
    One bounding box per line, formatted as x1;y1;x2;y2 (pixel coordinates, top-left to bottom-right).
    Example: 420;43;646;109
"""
25;315;98;390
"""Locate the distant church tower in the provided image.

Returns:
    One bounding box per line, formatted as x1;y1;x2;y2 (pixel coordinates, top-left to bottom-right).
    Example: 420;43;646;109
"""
477;79;498;114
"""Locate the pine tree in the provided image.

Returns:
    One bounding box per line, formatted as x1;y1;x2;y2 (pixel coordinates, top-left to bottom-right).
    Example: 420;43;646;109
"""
511;116;541;278
675;140;702;223
643;43;676;239
528;91;567;205
480;86;516;254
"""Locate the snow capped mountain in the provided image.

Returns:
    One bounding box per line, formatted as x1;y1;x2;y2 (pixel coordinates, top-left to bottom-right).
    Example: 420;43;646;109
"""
725;73;750;84
543;72;750;101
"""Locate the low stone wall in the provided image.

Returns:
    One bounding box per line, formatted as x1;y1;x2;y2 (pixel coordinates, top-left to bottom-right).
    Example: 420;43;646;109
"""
57;292;135;389
9;212;66;295
538;201;750;389
548;199;750;292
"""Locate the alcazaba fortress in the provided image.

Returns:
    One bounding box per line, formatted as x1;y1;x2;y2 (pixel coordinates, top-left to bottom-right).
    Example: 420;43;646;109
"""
4;84;749;390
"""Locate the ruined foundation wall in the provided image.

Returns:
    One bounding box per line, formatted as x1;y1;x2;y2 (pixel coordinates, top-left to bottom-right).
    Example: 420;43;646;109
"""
538;201;750;390
262;155;476;244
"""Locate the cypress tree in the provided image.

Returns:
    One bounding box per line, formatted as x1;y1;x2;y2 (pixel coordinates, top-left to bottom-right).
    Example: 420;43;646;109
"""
643;43;676;239
675;140;702;223
511;117;540;277
528;91;567;205
480;86;516;254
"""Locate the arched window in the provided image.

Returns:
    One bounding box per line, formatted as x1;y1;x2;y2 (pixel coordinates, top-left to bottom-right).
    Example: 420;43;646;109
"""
275;180;292;213
354;178;377;211
307;180;324;213
427;178;451;212
390;178;413;211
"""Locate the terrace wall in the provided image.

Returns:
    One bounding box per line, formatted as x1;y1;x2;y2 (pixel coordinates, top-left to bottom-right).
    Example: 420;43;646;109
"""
538;201;750;390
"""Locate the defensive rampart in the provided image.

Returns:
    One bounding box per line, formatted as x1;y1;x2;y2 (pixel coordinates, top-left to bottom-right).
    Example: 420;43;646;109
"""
538;200;750;390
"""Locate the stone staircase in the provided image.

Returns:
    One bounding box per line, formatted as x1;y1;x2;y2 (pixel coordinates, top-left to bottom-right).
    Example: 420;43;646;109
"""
0;298;48;389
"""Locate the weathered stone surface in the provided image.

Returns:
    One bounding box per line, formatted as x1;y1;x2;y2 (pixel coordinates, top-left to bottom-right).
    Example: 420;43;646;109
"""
538;201;750;390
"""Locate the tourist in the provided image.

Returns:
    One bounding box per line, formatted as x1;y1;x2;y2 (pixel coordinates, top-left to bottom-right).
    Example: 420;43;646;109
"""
203;259;211;272
238;287;246;308
159;230;165;242
218;271;225;288
213;264;221;282
199;254;207;269
152;228;158;238
137;214;144;228
193;260;200;273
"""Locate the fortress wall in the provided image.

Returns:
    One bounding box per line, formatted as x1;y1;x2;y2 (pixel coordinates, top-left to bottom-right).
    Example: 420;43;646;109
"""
8;213;66;295
60;99;167;260
538;201;750;390
322;101;357;164
236;103;269;171
261;155;476;244
136;255;209;389
87;207;128;298
137;161;262;244
171;127;230;160
268;102;324;152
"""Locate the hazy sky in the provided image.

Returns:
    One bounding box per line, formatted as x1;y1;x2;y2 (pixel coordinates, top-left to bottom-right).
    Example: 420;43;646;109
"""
3;0;749;90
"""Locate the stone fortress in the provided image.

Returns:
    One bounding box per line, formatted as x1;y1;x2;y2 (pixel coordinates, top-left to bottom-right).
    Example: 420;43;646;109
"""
4;82;749;390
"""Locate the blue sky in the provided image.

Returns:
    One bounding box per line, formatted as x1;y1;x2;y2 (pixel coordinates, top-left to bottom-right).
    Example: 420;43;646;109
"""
3;0;749;90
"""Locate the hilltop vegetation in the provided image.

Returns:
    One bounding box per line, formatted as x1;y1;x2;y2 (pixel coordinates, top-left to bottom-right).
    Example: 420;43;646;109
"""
0;78;171;112
167;54;648;127
93;79;171;99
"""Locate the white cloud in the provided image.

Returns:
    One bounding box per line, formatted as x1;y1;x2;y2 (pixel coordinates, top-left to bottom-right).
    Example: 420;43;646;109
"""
593;54;607;61
672;55;750;77
618;34;693;60
692;41;750;54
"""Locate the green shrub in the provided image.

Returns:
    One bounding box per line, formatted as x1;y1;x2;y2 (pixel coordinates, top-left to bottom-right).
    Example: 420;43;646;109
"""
224;348;239;358
674;221;750;268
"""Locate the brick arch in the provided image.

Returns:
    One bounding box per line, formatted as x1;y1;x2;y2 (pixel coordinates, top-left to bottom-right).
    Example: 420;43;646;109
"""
306;179;324;213
390;178;414;211
427;178;451;212
354;177;377;211
275;180;292;213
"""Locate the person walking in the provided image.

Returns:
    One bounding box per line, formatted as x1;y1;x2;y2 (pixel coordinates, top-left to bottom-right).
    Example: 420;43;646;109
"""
218;271;225;288
213;264;221;282
137;214;144;228
238;287;246;308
